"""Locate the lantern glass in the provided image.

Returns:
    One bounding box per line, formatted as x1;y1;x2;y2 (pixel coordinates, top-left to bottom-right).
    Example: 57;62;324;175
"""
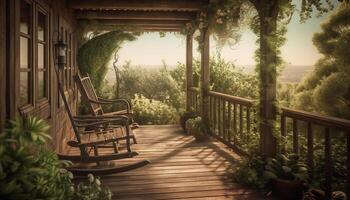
55;40;67;66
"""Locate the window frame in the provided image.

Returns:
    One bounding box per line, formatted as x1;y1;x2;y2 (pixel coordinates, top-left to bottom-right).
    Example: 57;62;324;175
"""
35;5;49;103
18;0;34;109
18;0;50;114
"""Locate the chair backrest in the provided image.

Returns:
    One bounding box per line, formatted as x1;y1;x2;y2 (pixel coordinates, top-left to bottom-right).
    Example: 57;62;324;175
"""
74;73;104;116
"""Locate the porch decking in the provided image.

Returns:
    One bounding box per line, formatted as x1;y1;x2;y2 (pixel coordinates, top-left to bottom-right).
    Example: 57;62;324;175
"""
100;125;263;200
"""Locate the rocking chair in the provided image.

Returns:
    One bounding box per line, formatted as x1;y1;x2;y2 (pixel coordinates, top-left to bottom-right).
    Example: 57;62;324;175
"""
54;66;149;176
74;73;138;144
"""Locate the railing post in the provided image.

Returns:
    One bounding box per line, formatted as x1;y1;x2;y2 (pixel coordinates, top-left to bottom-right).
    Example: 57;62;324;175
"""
200;27;210;128
186;33;193;112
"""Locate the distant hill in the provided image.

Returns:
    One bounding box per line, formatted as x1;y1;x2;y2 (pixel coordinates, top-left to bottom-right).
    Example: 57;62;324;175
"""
240;65;314;83
105;64;314;84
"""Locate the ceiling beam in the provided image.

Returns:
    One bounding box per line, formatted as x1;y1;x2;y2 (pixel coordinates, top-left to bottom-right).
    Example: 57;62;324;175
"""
90;24;182;32
68;0;207;11
82;19;187;27
76;10;197;21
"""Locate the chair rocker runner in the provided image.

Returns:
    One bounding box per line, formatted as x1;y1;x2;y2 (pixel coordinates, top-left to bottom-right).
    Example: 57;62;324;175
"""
54;66;149;176
74;73;138;144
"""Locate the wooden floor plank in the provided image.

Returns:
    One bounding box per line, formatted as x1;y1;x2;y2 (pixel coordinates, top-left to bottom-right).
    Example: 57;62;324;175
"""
73;125;262;200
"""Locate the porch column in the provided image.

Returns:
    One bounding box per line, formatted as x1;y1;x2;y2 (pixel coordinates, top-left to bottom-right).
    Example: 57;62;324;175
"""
200;27;210;126
255;0;278;157
186;33;193;112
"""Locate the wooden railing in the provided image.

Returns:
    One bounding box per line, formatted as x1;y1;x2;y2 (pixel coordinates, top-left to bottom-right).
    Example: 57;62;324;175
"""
188;87;200;113
207;91;255;155
187;87;350;196
280;107;350;198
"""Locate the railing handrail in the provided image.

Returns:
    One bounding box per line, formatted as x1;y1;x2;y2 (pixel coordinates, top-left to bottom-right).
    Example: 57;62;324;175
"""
207;90;254;107
281;107;350;131
188;87;200;92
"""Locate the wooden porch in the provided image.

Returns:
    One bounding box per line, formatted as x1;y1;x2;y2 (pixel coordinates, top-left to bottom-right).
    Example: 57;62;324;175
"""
84;125;263;200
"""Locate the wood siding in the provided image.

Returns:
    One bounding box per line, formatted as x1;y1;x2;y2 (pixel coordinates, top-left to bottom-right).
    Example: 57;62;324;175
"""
2;0;78;153
0;0;6;128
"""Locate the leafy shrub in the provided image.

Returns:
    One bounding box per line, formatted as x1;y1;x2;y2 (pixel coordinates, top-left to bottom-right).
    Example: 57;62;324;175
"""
185;117;208;141
131;94;177;125
0;117;112;200
232;155;267;189
263;154;308;181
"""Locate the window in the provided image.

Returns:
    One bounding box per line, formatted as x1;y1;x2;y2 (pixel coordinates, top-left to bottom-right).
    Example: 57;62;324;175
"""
19;0;49;109
19;0;32;106
37;10;48;100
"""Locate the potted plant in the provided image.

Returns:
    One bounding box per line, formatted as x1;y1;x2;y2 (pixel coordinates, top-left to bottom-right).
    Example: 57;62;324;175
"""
185;117;208;141
263;154;309;200
179;110;197;131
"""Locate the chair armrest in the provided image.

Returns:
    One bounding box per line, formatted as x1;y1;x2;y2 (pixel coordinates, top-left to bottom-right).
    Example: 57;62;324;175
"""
88;98;131;113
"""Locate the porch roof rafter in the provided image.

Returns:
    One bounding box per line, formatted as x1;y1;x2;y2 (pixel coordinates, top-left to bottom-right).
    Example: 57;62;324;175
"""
68;0;208;11
76;10;197;21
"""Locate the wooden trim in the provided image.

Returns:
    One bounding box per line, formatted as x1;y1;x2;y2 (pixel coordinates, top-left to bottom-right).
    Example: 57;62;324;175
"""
207;91;254;107
281;107;350;131
83;19;187;27
76;10;196;21
0;0;6;127
68;0;207;11
7;0;18;118
200;27;210;125
186;34;193;111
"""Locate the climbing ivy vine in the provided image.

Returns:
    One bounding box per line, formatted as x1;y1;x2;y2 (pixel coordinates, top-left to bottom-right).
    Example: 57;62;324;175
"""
77;30;139;91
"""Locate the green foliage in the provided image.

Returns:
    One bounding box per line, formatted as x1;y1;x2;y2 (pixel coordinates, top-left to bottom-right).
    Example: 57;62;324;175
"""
73;174;112;200
191;55;259;99
0;117;111;200
185;117;208;141
185;117;206;133
118;62;185;112
263;154;308;181
233;155;267;189
293;4;350;119
131;94;177;125
77;31;138;91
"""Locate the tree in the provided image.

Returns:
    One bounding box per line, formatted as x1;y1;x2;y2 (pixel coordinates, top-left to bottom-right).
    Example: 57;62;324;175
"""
293;4;350;119
77;31;137;91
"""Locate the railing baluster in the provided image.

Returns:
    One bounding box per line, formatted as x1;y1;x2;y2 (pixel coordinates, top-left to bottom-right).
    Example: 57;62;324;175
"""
208;96;211;127
223;101;227;140
307;122;314;182
218;98;222;137
281;114;286;153
233;104;237;145
239;105;243;140
213;97;217;134
325;127;332;199
246;107;251;134
347;132;350;197
293;119;299;155
228;103;232;144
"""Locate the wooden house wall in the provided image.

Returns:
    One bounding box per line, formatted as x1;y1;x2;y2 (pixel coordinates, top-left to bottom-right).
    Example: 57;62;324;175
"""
0;0;6;129
2;0;78;153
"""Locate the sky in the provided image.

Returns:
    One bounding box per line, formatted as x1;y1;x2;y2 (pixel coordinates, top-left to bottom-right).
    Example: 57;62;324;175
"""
116;3;336;67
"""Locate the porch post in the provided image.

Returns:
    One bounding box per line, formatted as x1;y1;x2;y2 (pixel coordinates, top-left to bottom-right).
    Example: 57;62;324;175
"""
186;33;193;112
200;27;210;127
255;0;278;157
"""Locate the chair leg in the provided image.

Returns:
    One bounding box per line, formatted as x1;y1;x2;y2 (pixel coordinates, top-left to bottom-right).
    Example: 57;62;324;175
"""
112;141;119;153
93;145;100;166
132;132;137;144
